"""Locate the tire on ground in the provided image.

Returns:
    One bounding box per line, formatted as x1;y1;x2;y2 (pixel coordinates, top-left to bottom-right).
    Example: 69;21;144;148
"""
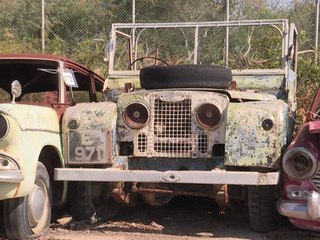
4;162;52;239
140;64;232;89
67;182;95;221
67;182;121;222
248;185;278;233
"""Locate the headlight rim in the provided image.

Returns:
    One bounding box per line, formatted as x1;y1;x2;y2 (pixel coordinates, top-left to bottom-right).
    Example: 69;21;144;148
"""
0;114;9;141
195;103;222;129
283;147;318;181
123;102;150;129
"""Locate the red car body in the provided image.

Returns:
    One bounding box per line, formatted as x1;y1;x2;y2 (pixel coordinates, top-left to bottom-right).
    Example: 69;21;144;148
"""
278;87;320;231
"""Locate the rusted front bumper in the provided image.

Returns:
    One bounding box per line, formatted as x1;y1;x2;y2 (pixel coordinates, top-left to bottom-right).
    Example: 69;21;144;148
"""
277;191;320;220
54;168;279;185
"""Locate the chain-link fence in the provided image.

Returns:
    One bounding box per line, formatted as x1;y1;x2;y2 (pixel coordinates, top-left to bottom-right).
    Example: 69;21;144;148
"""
0;0;317;74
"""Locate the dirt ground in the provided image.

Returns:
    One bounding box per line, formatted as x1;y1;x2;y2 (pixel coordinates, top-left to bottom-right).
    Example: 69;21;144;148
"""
1;196;320;240
44;197;320;239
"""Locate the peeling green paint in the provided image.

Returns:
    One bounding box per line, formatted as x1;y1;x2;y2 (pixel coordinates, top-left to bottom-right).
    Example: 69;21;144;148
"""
225;100;289;168
62;101;118;164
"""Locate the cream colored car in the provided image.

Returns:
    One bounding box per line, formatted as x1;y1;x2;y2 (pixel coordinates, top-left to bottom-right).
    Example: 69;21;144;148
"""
0;54;104;239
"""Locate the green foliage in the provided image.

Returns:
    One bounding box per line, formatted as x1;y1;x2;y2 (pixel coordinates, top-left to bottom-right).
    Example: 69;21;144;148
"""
72;39;107;76
287;2;314;51
0;0;41;40
231;0;277;20
136;0;225;22
0;37;40;53
296;58;320;123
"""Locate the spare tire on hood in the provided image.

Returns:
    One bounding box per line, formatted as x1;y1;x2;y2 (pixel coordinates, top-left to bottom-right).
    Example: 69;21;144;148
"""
140;64;232;90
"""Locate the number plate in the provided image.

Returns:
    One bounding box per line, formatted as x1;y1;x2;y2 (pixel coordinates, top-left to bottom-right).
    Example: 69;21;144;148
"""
68;130;107;164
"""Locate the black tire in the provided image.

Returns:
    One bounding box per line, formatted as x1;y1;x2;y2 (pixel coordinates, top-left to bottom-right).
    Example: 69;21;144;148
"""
4;162;52;239
67;182;95;221
248;186;277;233
67;182;121;222
140;64;232;89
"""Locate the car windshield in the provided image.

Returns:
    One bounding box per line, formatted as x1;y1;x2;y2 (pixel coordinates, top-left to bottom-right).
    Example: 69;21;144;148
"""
0;59;60;103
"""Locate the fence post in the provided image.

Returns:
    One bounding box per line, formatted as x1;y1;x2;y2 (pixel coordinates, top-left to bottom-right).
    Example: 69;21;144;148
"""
225;0;229;67
316;0;319;61
132;0;136;68
41;0;45;53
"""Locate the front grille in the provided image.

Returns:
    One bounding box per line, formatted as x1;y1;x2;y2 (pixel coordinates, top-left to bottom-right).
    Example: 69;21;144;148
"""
138;133;147;152
153;98;194;156
312;171;320;192
154;98;192;138
154;142;192;153
198;134;208;153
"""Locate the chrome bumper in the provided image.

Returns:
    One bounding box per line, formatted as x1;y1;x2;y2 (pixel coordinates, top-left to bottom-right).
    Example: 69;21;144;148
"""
277;191;320;220
0;170;24;183
54;168;279;185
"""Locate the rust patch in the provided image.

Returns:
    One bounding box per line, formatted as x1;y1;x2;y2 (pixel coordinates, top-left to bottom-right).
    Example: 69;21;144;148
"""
13;182;21;198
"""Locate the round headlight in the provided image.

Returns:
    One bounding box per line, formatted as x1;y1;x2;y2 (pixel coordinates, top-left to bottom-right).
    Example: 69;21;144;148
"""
195;103;221;129
283;147;318;180
123;103;149;129
0;114;9;140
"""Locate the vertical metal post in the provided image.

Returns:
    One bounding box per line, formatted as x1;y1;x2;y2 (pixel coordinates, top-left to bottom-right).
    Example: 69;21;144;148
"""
225;0;230;67
316;0;319;61
108;26;116;76
41;0;45;52
132;0;135;24
194;26;199;64
132;0;136;69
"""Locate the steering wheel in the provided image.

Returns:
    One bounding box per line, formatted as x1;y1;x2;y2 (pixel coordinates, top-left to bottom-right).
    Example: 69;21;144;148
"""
130;56;169;67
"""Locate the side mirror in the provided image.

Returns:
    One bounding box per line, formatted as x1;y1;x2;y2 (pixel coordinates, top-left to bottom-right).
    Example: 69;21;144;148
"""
11;80;22;103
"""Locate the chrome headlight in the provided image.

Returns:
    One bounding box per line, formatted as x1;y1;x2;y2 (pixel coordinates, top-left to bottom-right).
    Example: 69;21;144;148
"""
0;114;9;140
283;147;318;180
195;103;221;129
123;102;149;129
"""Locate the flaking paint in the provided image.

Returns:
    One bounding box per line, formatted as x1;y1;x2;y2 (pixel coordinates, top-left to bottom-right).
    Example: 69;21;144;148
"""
225;100;289;168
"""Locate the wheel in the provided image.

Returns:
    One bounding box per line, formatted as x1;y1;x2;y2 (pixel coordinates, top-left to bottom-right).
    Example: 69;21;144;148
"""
140;64;232;89
67;182;121;222
67;182;95;221
4;162;51;239
248;185;277;232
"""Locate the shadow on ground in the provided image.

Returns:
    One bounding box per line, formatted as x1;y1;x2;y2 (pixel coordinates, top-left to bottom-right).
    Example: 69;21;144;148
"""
47;196;320;240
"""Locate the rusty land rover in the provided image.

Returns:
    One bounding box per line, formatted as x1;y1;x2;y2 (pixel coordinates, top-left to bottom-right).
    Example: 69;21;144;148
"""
55;19;298;232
